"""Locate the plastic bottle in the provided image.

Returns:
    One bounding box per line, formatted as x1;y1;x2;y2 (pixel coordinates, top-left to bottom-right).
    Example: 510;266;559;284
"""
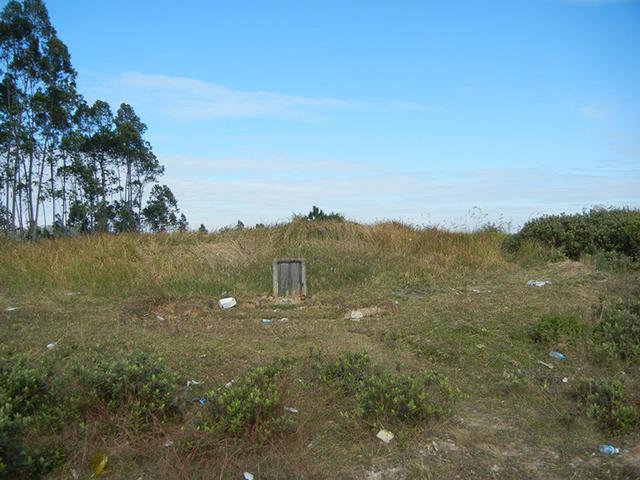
549;351;566;360
598;444;619;455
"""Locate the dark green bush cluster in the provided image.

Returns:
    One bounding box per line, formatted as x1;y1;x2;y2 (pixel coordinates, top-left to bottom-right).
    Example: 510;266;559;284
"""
533;312;585;344
505;208;640;260
572;378;639;433
321;351;455;424
0;359;65;478
307;205;344;222
199;360;292;438
76;352;179;422
593;297;640;363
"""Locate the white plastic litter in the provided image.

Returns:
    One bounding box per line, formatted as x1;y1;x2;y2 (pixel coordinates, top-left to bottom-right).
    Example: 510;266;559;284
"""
527;280;552;287
186;380;201;388
163;439;174;448
65;291;81;296
376;429;394;443
156;315;165;321
243;472;254;480
350;310;364;321
218;297;237;309
224;380;234;388
4;307;19;312
46;342;57;350
284;407;299;414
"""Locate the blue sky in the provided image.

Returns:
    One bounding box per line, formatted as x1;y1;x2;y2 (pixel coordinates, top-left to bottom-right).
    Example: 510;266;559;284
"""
42;0;640;229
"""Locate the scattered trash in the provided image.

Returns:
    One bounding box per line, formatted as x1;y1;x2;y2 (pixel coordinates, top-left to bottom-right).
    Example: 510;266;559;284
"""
376;429;394;444
89;452;108;475
562;377;569;383
260;319;273;324
527;280;552;287
471;288;481;294
549;351;566;361
224;380;234;388
476;343;486;349
197;398;207;405
3;307;19;312
163;439;174;448
284;407;299;414
346;306;382;321
186;379;201;388
65;291;81;296
279;317;289;322
218;297;237;309
156;315;165;321
599;444;620;456
243;472;254;480
46;342;57;350
537;360;554;369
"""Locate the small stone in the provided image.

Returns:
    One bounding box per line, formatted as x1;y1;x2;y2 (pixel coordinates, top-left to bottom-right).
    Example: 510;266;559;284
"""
376;429;394;443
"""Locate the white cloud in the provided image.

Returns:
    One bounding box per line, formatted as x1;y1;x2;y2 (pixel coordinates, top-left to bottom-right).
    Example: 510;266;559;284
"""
85;72;429;121
159;155;640;230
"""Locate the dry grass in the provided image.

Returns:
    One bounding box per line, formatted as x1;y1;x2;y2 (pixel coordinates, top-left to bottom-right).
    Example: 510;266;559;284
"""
0;220;638;479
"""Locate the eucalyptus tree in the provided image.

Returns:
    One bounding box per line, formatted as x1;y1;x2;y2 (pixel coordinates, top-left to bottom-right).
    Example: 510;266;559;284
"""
142;183;180;232
0;0;76;240
113;103;163;232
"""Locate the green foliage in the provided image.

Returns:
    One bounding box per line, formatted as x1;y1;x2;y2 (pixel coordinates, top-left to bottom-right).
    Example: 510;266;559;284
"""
76;352;179;422
307;205;345;222
355;371;454;422
321;351;455;424
0;358;65;478
321;351;372;394
506;208;640;261
572;378;639;433
533;312;585;344
593;297;640;363
142;184;181;232
199;359;292;438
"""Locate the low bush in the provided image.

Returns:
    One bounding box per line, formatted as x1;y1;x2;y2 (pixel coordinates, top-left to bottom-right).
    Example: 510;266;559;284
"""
76;352;179;422
355;371;454;422
533;312;585;345
321;351;372;394
505;208;640;260
0;359;65;478
572;378;639;433
199;359;292;438
593;297;640;363
321;351;456;424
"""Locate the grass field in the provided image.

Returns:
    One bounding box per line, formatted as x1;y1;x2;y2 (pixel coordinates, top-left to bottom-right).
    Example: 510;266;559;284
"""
1;219;638;479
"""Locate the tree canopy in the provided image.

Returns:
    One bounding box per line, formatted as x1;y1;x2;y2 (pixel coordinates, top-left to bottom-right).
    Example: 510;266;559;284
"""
0;0;185;239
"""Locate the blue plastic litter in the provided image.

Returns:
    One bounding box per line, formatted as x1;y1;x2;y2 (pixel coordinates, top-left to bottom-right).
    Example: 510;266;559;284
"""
549;351;566;361
598;444;619;455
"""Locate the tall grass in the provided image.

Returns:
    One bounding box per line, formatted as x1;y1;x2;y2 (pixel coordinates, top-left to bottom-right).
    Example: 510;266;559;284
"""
0;219;508;299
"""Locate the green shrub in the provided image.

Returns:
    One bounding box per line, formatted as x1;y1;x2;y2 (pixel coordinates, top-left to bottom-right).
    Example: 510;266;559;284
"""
77;352;179;422
307;205;344;222
572;378;639;433
533;312;584;344
321;351;372;394
321;351;455;424
199;360;292;438
355;371;454;423
0;359;65;478
506;208;640;260
593;298;640;363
